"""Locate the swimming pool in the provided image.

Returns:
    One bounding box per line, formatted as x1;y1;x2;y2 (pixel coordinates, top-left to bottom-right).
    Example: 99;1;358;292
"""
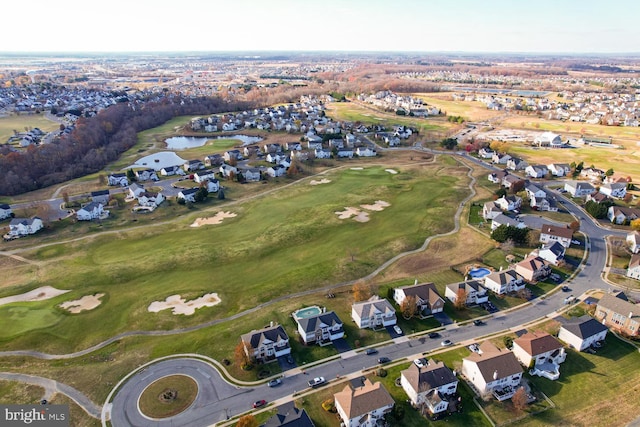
469;267;491;279
292;305;322;321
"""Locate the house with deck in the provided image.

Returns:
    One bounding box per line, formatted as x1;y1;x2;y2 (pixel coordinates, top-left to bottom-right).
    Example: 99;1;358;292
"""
76;202;107;221
540;223;573;248
334;379;394;427
547;163;571;177
558;315;608;351
351;296;397;330
401;360;458;415
8;217;43;237
512;332;566;380
461;341;523;401
445;280;488;306
483;269;525;295
563;181;595;197
514;256;551;282
600;182;627;199
393;282;445;317
595;292;640;337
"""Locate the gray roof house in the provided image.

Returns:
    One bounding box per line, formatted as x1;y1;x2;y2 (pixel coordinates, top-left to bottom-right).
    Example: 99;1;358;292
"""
296;310;344;345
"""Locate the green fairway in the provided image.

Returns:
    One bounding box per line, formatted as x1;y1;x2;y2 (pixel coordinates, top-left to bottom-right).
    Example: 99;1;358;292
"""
0;304;63;339
0;161;469;353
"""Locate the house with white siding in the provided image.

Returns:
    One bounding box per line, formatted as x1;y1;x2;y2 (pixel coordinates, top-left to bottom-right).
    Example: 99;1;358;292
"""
401;360;458;415
461;341;523;401
351;296;397;330
240;323;291;363
558;316;608;351
334;379;394;427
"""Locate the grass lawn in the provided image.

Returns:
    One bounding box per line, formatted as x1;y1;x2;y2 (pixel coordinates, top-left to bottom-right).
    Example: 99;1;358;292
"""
0;380;45;404
138;375;198;418
413;92;504;122
0;113;60;144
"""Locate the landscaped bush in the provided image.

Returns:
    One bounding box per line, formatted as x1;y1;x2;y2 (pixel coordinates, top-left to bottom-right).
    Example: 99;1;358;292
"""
322;399;336;412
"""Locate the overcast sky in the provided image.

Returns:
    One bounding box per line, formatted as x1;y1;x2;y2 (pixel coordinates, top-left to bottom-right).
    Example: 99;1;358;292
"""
4;0;640;53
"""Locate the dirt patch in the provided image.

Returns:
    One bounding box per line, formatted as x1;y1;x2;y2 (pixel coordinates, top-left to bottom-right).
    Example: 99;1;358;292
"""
0;286;69;307
310;178;331;185
190;211;237;227
385;169;398;174
148;293;221;315
59;293;105;313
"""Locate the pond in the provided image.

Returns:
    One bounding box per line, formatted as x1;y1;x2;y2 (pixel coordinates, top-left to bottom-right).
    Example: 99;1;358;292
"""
165;135;264;150
129;151;187;171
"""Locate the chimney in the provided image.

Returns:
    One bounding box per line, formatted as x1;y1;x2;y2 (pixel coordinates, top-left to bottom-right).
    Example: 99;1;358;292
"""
270;321;274;328
630;312;633;319
493;370;498;380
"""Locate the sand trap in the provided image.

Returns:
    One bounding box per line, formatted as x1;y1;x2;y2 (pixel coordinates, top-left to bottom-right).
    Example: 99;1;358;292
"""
360;200;391;211
335;207;361;219
190;211;237;227
385;169;398;174
0;286;69;307
59;293;105;313
310;178;331;185
354;212;370;222
350;167;364;170
148;293;221;315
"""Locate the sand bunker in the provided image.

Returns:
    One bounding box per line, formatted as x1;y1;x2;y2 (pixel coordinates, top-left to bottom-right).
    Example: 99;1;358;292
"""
350;167;364;170
190;211;237;227
335;201;390;223
148;293;221;315
310;178;331;185
59;293;105;313
385;169;398;174
0;286;69;307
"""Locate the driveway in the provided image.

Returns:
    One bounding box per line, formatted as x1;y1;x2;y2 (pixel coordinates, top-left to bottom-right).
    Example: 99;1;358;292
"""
332;338;352;353
433;312;454;326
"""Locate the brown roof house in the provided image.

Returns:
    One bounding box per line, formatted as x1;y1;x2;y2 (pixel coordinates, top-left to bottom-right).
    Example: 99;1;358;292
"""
540;223;573;248
514;256;552;283
461;341;523;401
334;378;394;427
595;292;640;337
393;282;445;318
512;332;566;380
400;360;458;415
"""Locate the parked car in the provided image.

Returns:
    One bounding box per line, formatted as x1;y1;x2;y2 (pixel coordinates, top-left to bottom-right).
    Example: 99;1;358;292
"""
308;377;326;388
441;339;453;347
414;358;428;368
365;348;378;355
428;332;440;339
253;399;267;408
564;295;576;304
393;325;403;335
267;378;282;387
468;343;480;353
473;319;485;326
561;285;571;292
377;357;391;364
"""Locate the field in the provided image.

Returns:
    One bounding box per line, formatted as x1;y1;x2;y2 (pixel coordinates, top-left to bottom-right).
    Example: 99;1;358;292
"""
0;113;60;144
414;92;504;122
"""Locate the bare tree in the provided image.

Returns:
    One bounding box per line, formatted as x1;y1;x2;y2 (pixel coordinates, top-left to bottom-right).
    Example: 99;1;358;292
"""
352;280;371;302
401;295;418;319
454;287;468;310
236;414;258;427
512;386;528;411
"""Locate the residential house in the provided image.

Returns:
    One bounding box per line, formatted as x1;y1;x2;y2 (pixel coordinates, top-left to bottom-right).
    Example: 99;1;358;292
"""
296;310;344;345
193;169;217;183
90;190;110;204
160;166;185;176
461;341;523;401
586;191;613;204
540;223;573;248
266;164;287;178
315;148;332;159
482;201;502;220
478;147;494;159
628;254;640;280
506;157;528;171
241;167;261;182
393;282;445;317
355;147;377;157
137;191;164;208
502;175;524;191
76;202;107;221
128;183;145;199
134;169;158;182
205;179;220;193
514;256;551;283
525;165;548;179
263;403;315;427
401;360;458;415
291;151;308;161
337;148;354;158
580;167;605;181
490;213;526;231
530;196;557;212
608;206;640;225
547;163;571;177
492;152;511;165
0;204;12;220
219;164;238;178
594;292;640;337
223;150;243;162
558;315;608;351
108;173;129;187
563;181;596;197
525;184;546;201
534;131;562;147
627;231;640;254
266;153;284;163
307;135;323;149
534;242;565;266
512;332;566;380
334;379;394;427
488;170;509;184
240;323;291;363
8;217;43;237
177;188;198;203
445;280;489;306
243;145;260;157
263;143;283;154
600;182;627;199
483;269;525;295
184;159;204;172
494;195;522;212
351;296;397;330
285;142;302;151
204;154;223;168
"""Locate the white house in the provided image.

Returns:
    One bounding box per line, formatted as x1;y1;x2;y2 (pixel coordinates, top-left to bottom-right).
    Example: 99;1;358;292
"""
514;256;552;283
351;296;397;330
627;231;640;254
334;379;394;427
296;310;344;345
401;360;458;414
128;183;146;199
337;148;354;158
240;323;291;363
512;332;566;380
608;206;640;225
534;241;565;265
479;147;494;159
266;164;287;178
205;179;220;193
540;223;573;248
393;282;445;317
558;315;608;351
0;204;13;220
76;202;106;221
547;163;571;177
506;157;528;171
445;280;489;306
193;170;217;183
628;254;640;280
108;173;129;187
315;148;332;159
525;165;548;179
525;184;546;201
599;182;627;199
483;269;525;295
492;152;511;164
177;188;198;203
134;168;158;182
563;181;595;197
137;191;165;208
356;147;377;157
491;213;526;231
482;201;502;220
90;190;110;205
461;341;523;401
219;164;238;178
241;167;261;182
184;159;204;172
494;195;522;212
8;217;43;237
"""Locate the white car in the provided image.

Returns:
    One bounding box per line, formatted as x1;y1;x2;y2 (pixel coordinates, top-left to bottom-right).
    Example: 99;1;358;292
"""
393;325;403;335
414;358;428;368
308;377;326;388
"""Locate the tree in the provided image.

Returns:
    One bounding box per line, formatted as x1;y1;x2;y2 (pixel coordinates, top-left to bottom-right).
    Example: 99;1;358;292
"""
454;287;468;310
630;218;640;231
352;281;371;302
401;295;418;319
194;186;208;202
569;220;580;232
440;138;458;150
495;188;507;198
236;414;258;427
217;188;226;200
605;168;614;177
584;200;609;219
126;168;137;182
234;341;252;369
62;191;70;207
512;386;528;411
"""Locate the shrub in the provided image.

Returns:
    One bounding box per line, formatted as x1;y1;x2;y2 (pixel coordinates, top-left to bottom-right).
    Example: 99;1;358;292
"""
322;399;335;412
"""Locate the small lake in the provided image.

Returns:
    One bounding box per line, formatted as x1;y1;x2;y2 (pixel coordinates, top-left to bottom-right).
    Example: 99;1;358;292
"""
165;135;264;150
129;151;187;171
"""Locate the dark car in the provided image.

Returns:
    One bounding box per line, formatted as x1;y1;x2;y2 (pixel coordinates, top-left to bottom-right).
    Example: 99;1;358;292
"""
473;319;485;326
377;356;391;364
366;348;378;355
428;332;440;339
253;399;267;408
562;285;571;292
267;378;282;387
